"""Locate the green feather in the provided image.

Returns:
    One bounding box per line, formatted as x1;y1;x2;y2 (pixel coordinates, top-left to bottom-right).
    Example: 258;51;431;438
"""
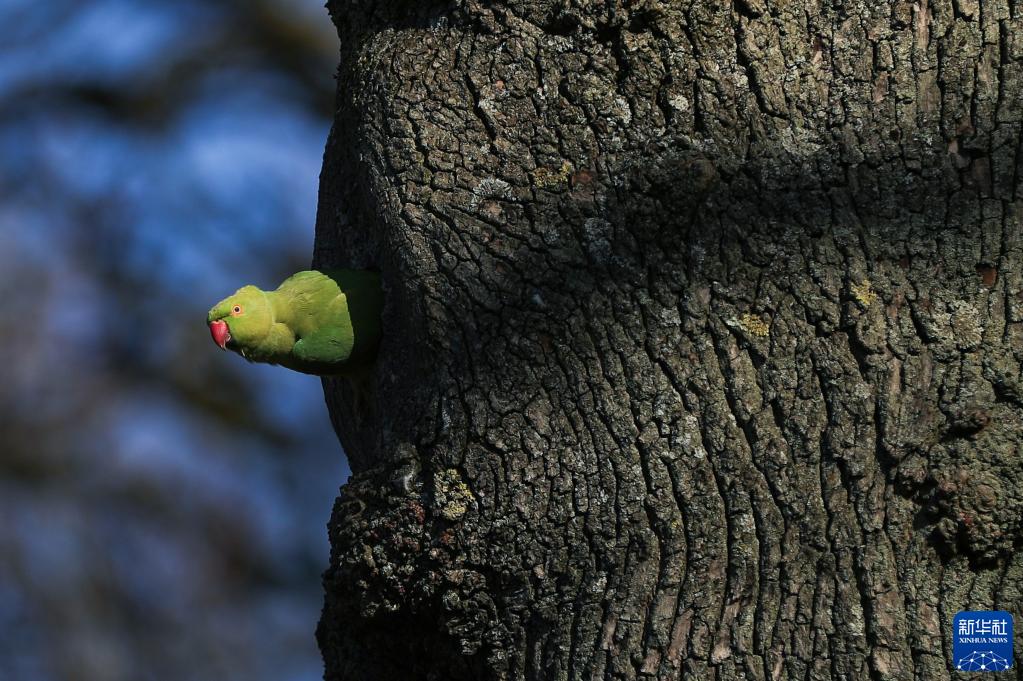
206;269;383;376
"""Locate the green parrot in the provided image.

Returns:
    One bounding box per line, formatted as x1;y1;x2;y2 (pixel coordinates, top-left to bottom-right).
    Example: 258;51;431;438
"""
206;269;383;376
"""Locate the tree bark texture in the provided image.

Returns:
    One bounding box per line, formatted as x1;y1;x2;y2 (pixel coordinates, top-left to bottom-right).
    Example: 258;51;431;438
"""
313;1;1023;679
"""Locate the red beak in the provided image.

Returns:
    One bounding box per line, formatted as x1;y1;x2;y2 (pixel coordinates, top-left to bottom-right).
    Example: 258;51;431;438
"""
209;319;231;350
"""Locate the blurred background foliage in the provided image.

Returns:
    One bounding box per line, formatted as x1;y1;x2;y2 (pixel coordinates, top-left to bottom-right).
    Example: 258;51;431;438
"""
0;1;346;679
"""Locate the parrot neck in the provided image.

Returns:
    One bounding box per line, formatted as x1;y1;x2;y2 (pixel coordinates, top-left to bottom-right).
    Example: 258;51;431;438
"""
248;322;295;362
241;290;295;361
267;290;293;326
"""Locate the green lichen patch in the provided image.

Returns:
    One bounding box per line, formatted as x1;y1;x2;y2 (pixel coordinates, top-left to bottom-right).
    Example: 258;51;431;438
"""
530;161;573;188
738;312;771;337
433;468;474;521
850;279;878;307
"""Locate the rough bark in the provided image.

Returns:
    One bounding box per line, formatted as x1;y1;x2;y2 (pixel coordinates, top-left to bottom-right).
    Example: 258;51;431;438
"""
313;1;1023;679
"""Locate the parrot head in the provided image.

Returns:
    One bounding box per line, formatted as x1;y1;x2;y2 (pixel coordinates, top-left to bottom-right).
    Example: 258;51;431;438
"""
206;285;273;354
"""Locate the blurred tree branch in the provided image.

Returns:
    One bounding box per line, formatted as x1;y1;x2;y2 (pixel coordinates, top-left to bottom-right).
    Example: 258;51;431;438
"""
1;0;338;125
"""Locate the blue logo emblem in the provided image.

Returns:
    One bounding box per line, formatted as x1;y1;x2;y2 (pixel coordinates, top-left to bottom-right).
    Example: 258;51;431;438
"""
953;611;1014;672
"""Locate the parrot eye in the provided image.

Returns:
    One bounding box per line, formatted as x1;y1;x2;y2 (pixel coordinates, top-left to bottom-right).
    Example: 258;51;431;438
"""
231;305;243;315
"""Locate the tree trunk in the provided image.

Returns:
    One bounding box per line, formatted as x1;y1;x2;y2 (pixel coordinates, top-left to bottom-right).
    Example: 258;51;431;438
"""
313;1;1023;678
